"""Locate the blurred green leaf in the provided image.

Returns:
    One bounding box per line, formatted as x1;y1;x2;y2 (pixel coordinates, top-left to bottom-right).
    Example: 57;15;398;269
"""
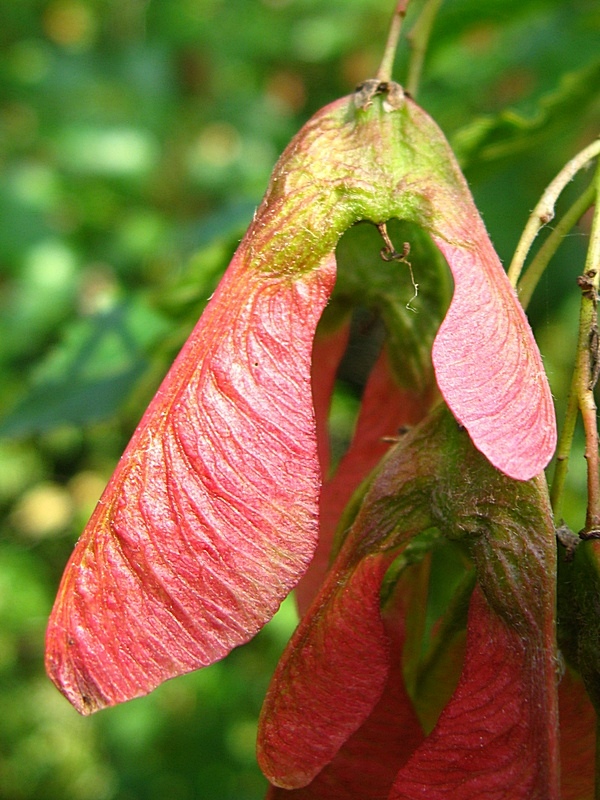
0;299;170;438
453;58;600;167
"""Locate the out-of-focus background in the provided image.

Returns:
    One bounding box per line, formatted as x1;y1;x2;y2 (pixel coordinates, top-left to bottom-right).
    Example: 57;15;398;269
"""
0;1;598;798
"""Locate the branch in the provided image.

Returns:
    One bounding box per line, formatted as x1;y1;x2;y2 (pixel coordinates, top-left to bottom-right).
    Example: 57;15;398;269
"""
376;1;411;83
508;138;600;288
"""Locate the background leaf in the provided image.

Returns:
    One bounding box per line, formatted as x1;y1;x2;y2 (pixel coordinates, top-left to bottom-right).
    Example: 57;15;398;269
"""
0;299;170;438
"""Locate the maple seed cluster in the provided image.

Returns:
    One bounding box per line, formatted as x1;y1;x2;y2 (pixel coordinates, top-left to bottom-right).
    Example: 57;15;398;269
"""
46;77;561;798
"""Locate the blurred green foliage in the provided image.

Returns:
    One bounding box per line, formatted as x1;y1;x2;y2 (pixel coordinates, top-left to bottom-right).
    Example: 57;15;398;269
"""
0;0;598;798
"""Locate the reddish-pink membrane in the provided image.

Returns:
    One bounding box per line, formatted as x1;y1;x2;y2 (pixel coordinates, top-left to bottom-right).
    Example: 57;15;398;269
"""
258;551;399;789
297;344;433;615
266;568;425;800
430;233;556;481
45;250;336;714
310;324;351;480
389;587;560;799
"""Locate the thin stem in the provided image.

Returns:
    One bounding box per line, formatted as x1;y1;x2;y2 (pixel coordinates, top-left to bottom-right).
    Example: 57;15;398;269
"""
550;279;598;527
406;0;443;98
570;277;599;532
586;159;600;284
508;138;600;287
581;356;600;533
550;159;600;532
581;159;600;534
376;0;411;83
517;182;596;311
550;380;579;521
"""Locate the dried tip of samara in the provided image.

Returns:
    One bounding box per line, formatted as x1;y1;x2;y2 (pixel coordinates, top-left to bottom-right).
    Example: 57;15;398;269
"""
354;78;405;111
46;78;556;714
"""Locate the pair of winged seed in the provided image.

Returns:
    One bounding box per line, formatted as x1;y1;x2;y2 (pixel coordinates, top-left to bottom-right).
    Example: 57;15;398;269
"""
45;82;556;721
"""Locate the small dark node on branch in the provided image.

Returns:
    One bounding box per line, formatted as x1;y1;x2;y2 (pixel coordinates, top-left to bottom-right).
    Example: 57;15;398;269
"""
556;524;580;561
354;80;404;111
577;270;598;301
579;527;600;541
380;425;412;444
